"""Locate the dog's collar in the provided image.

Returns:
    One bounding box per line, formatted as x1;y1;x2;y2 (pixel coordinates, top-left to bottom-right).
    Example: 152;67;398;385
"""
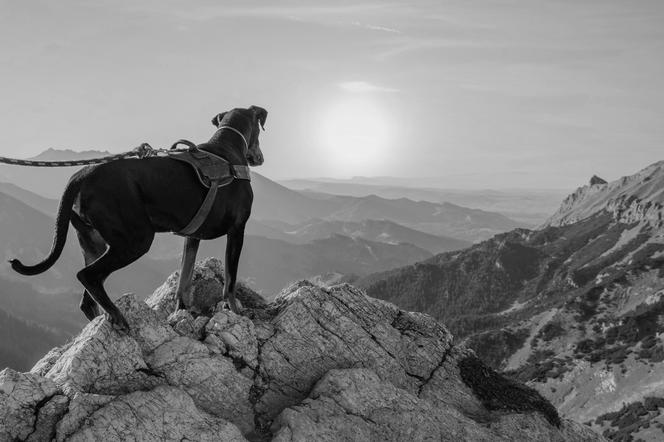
217;125;248;154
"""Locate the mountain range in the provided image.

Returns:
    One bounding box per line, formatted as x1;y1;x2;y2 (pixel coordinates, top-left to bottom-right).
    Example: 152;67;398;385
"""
358;161;664;441
281;177;568;226
1;150;523;241
0;148;519;370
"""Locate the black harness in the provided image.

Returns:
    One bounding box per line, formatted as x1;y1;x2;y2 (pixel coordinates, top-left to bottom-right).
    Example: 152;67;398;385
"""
169;148;251;236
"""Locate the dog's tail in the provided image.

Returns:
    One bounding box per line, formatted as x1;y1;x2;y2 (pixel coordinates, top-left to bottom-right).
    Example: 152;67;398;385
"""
9;176;82;276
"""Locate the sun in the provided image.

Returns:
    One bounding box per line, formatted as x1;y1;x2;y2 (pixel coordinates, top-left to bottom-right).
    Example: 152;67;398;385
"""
317;97;392;175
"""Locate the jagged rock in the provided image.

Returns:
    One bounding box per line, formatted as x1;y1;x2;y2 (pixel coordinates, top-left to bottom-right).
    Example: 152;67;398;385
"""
147;257;268;318
206;310;259;369
545;160;664;227
0;368;64;441
55;393;115;441
272;368;601;442
28;394;69;442
168;310;211;340
63;386;246;441
272;368;498;441
254;282;453;422
0;260;603;441
43;297;170;396
168;309;197;337
147;257;226;317
146;335;255;434
590;175;608;186
30;344;73;377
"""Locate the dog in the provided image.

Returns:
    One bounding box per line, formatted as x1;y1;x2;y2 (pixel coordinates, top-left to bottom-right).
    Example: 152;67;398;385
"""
10;106;267;331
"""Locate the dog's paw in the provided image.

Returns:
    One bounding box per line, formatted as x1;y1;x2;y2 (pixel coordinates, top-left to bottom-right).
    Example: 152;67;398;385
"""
105;311;130;332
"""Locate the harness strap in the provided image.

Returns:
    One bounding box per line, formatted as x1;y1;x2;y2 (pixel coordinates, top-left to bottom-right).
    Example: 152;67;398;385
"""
176;179;223;236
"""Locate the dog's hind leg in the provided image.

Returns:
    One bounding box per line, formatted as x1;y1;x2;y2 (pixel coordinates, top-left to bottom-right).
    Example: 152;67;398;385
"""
72;212;107;321
76;235;153;331
223;227;245;313
175;237;200;311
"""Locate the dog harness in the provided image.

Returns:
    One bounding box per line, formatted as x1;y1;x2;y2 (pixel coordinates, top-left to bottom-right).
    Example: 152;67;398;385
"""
170;143;251;237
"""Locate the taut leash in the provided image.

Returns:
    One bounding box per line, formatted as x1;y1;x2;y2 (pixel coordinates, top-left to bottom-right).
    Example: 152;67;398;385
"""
0;143;194;167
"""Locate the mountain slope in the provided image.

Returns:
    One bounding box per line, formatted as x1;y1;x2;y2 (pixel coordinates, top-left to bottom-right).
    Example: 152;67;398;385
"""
358;161;664;441
0;307;62;371
150;233;433;297
263;218;470;253
0;182;58;215
544;162;664;228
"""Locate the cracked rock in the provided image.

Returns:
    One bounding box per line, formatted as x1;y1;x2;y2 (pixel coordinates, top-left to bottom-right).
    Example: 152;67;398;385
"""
64;385;246;441
147;336;255;434
272;368;499;441
0;368;61;441
44;301;165;396
206;310;259;369
272;368;603;442
255;283;453;421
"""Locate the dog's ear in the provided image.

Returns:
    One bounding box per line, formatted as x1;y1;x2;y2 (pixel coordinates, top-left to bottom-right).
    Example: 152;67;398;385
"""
211;112;227;128
249;106;268;130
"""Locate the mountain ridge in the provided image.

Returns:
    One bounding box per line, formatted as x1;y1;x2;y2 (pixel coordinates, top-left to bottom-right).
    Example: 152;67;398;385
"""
357;159;664;441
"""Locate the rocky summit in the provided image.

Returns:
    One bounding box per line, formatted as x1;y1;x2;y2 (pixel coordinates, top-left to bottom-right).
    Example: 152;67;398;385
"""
0;258;601;441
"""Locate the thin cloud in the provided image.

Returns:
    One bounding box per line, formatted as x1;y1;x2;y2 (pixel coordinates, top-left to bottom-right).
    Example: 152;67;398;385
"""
351;21;401;34
339;81;399;93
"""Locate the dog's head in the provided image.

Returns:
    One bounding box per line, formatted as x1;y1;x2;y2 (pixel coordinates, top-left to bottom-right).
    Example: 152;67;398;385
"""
211;106;267;166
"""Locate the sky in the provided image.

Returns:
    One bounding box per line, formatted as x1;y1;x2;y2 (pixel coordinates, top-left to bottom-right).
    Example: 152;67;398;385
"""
0;0;663;189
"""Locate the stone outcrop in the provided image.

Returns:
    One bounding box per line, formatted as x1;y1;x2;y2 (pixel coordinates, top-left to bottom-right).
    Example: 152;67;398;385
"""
590;175;608;186
0;259;604;441
544;160;664;228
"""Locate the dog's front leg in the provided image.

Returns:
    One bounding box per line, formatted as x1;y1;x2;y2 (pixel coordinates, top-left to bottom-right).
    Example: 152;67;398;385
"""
175;237;200;311
223;227;245;313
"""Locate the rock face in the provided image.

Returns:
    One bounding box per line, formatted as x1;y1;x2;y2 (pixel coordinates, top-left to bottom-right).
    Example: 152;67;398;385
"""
590;175;608;186
0;259;602;441
545;160;664;228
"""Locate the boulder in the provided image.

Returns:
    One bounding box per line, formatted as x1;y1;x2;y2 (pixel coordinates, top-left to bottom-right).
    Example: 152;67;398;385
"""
146;256;267;318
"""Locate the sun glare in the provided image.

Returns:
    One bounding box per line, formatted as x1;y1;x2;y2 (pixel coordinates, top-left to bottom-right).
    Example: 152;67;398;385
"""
317;97;392;175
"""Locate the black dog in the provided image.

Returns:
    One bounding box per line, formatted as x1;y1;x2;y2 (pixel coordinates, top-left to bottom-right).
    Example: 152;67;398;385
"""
10;106;267;330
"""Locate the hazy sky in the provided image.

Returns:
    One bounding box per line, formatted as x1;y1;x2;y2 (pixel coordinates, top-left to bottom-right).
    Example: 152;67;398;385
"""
1;0;663;188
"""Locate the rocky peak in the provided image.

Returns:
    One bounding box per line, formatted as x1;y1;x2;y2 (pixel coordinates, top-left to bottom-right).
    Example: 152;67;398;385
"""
0;258;603;441
590;175;608;186
544;160;664;228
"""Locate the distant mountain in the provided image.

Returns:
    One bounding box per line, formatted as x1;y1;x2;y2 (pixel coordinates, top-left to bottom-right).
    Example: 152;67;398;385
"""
151;233;433;297
30;148;113;161
0;191;80;292
0;306;62;371
357;161;664;440
282;178;567;225
544;161;664;228
0;181;58;215
0;150;111;198
267;218;470;254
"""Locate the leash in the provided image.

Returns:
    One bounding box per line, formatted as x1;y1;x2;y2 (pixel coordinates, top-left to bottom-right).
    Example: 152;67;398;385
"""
0;135;250;238
0;143;193;167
